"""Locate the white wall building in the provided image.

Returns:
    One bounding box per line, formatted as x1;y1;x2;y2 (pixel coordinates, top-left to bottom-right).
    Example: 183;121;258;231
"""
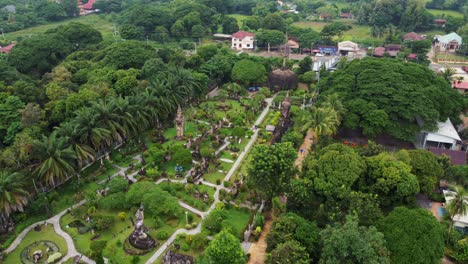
434;32;463;52
231;31;255;50
416;118;462;150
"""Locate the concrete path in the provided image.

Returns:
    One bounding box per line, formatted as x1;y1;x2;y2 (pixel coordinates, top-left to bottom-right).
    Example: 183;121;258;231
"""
4;200;95;264
215;139;231;156
97;165;127;185
224;97;274;183
145;97;273;264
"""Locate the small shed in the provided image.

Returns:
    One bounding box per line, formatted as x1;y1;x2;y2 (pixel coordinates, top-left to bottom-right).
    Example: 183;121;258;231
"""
417;119;462;150
338;41;359;55
373;47;385;57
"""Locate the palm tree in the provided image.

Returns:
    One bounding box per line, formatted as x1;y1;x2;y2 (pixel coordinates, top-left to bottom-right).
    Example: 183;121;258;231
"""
446;185;468;235
73;107;112;150
321;93;345;121
441;66;456;83
32;132;77;187
56;122;96;167
0;171;29;217
302;106;340;143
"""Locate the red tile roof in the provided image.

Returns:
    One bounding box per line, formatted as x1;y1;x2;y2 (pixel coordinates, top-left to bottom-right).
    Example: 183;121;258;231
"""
453;82;468;90
0;43;15;53
407;53;417;59
429;147;466;165
373;47;385;57
82;0;96;10
231;31;254;39
403;32;425;41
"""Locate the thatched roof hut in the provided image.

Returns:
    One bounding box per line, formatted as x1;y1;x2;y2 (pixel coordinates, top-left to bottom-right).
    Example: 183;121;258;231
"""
268;67;298;92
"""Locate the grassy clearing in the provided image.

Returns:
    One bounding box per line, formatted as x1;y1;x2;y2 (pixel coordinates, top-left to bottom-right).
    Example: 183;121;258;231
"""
224;206;252;239
292;20;380;45
204;171;225;184
427;9;464;18
159;182;215;211
4;15;114;41
228;14;252;27
4;225;68;264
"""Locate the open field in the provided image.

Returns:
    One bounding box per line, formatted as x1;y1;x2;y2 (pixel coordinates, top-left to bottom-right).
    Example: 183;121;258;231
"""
427;9;464;18
292;20;381;45
4;15;114;41
228;14;251;28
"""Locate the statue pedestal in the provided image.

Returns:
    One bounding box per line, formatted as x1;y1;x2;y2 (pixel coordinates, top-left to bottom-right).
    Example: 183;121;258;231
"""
128;231;156;250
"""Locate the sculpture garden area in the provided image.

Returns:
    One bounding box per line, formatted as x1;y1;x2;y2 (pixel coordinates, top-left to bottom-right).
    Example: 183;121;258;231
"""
2;96;268;264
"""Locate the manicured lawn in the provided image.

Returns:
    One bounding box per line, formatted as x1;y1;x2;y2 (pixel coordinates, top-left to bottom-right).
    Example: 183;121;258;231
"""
224;207;252;240
4;225;68;264
427;9;464;18
5;15;114;41
204;171;225;184
60;208;199;264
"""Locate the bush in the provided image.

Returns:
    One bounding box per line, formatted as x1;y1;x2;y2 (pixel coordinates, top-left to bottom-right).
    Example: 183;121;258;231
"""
191;233;208;251
430;193;446;202
216;179;221;185
118;212;126;221
107;177;128;194
253;213;265;229
98;192;128;210
157;231;169;240
93;215;115;231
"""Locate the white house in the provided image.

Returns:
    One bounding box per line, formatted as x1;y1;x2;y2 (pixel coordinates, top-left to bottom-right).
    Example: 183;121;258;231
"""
416;118;462;150
434;32;463;52
231;31;255;50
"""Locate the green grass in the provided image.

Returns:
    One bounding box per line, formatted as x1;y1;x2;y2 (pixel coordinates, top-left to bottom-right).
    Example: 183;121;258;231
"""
4;225;68;264
159;182;216;211
224;206;252;240
228;14;252;27
292;20;379;44
4;15;114;41
427;9;464;18
60;209;199;264
204;171;225;184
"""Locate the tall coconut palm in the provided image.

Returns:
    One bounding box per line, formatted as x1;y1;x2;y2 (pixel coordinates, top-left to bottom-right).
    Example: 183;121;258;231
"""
57;122;96;167
446;185;468;235
91;99;131;144
302;106;340;143
321;93;345;121
0;171;29;217
73;107;112;150
32;132;77;187
441;66;456;83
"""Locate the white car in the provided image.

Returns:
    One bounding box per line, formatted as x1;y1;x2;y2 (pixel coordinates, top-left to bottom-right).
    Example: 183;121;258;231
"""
315;53;324;57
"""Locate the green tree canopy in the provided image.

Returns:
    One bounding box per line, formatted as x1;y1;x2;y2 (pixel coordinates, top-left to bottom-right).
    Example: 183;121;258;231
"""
266;212;320;261
408;150;444;194
320;215;390;264
247;142;297;199
205;229;246;264
266;240;309;264
320;58;464;140
378;207;444;264
231;59;266;86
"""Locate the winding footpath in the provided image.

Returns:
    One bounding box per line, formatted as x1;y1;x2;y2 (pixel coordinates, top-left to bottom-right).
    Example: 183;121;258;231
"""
145;97;274;264
5;97;274;264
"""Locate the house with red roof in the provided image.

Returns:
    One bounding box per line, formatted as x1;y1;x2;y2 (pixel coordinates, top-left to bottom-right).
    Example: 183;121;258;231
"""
403;32;425;41
231;31;255;50
452;81;468;94
0;43;15;54
78;0;97;15
82;0;96;10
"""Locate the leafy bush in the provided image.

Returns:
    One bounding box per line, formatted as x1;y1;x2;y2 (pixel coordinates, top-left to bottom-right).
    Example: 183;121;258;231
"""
157;231;169;240
107;177;128;194
202;209;227;234
98;192;128;210
253;213;265;229
429;193;445;202
93;215;115;231
118;212;126;221
191;233;208;251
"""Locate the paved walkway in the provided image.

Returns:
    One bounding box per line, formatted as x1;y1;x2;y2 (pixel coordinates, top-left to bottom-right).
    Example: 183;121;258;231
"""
293;129;315;170
247;219;272;264
215;139;231;156
145;97;274;264
5;200;95;264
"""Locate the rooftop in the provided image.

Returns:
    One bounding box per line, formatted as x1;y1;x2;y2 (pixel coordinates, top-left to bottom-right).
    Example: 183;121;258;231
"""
81;0;96;10
403;32;425;41
453;81;468;90
436;32;462;45
429;147;466;165
232;31;254;39
0;43;16;53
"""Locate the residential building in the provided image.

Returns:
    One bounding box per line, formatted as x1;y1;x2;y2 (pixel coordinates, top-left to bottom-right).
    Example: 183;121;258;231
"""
452;81;468;94
231;31;255;50
403;32;425;41
443;190;468;233
338;41;359;56
0;43;15;54
434;19;447;27
340;13;353;19
434;32;463;52
416;118;462;150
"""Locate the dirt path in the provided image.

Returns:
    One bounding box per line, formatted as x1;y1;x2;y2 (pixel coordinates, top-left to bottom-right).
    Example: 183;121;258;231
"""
294;129;315;170
248;219;273;264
